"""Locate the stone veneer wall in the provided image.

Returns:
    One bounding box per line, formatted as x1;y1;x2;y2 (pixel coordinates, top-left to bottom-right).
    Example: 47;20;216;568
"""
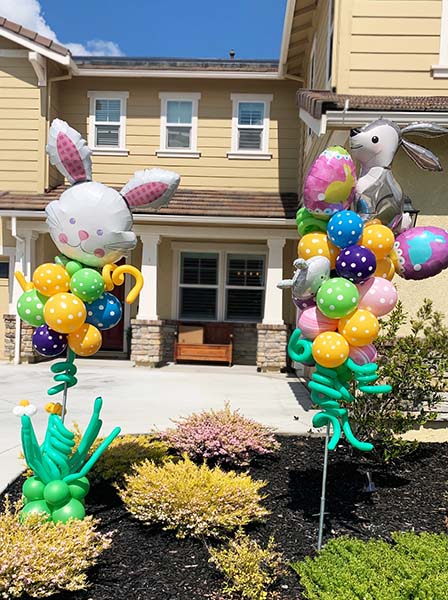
232;323;257;365
3;314;38;363
256;323;291;371
130;319;177;367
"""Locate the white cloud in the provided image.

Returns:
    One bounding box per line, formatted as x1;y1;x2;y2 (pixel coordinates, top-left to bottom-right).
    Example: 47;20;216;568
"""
0;0;124;56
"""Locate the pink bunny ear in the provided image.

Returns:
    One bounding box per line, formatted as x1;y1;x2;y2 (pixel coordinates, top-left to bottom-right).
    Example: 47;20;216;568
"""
120;168;180;210
46;119;92;184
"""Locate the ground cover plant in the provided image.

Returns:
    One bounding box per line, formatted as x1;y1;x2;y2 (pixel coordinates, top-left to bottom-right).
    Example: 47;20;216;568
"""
159;403;280;467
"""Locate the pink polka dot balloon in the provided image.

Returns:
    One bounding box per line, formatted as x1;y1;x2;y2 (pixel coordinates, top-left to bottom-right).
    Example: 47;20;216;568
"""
357;277;398;317
349;343;378;365
297;306;339;340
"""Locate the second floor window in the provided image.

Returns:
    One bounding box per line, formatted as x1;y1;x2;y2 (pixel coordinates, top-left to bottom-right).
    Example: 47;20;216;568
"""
158;92;201;157
87;91;129;153
229;93;273;159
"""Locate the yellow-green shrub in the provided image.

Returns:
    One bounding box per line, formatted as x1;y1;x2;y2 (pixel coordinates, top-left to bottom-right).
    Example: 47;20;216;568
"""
0;497;111;599
209;530;284;600
119;455;269;538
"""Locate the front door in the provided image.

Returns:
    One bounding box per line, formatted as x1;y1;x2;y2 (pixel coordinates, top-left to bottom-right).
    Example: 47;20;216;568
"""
101;259;125;352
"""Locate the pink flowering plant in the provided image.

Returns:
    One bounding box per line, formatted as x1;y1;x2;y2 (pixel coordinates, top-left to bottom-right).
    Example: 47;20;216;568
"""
159;403;280;467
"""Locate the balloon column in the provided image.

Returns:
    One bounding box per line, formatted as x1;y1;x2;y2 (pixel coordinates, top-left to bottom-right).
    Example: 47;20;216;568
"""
281;127;448;453
14;119;180;522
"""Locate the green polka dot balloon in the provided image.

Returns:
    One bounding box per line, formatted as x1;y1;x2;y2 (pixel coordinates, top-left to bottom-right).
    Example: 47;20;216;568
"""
316;277;359;318
17;289;48;326
70;268;105;303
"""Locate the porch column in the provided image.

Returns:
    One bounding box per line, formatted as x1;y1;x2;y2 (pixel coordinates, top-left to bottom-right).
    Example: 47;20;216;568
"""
137;233;160;320
263;238;285;325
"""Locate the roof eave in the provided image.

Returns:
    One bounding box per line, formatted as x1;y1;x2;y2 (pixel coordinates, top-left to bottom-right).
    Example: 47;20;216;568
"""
0;25;71;66
75;67;281;79
278;0;296;77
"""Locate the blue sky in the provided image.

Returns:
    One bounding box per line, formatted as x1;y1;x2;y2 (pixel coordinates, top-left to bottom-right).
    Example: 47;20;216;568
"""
2;0;287;59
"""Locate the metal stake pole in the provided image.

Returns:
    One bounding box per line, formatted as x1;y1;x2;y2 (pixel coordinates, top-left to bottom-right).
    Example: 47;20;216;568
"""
317;424;330;551
61;381;68;424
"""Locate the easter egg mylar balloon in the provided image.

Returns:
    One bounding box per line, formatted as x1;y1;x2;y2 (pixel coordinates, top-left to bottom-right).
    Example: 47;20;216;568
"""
298;232;339;268
44;292;86;334
312;331;349;368
391;226;448;280
338;309;379;347
303;146;357;218
17;289;47;326
32;263;70;297
316;277;359;318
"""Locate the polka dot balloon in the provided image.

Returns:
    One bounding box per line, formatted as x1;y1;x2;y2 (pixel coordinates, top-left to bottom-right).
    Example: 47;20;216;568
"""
374;256;395;280
297;232;339;269
32;263;70;297
316;277;359;318
293;296;316;311
312;331;350;368
360;223;394;260
357;277;398;317
335;245;376;283
327;210;364;249
32;325;67;357
85;292;123;330
17;289;47;327
338;309;379;347
43;292;86;334
68;323;102;357
70;268;105;303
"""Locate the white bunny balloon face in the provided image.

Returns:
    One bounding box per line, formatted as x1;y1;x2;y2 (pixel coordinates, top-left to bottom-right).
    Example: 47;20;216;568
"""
45;119;180;268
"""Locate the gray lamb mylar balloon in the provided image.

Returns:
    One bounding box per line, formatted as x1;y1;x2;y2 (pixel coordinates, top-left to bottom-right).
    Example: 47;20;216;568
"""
349;120;448;232
277;256;330;301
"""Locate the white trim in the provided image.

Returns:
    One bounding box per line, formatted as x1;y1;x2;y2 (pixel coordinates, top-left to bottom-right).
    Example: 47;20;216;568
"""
230;93;273;156
87;91;129;151
156;150;201;158
226;152;272;160
0;26;72;67
77;68;282;79
91;148;129;156
432;0;448;77
300;107;328;136
158;92;200;154
326;0;334;89
0;49;27;57
171;242;266;252
28;51;46;86
278;0;296;76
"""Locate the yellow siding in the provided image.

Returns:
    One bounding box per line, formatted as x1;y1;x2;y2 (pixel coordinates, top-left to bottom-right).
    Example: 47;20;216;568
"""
309;0;331;89
58;77;299;192
336;0;448;94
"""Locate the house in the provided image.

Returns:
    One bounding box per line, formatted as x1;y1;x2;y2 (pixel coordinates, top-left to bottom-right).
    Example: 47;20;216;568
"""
279;0;448;321
0;16;300;369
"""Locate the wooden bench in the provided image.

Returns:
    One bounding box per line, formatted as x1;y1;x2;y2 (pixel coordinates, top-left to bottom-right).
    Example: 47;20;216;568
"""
174;323;233;366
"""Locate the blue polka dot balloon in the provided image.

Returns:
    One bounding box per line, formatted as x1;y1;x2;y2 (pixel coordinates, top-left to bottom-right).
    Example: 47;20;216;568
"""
327;210;364;249
85;292;122;331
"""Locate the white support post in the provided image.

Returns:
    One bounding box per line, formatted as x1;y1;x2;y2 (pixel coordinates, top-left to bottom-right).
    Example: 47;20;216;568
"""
137;233;161;321
263;238;286;325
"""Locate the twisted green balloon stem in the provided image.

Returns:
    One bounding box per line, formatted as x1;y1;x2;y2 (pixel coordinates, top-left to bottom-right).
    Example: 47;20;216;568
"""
48;349;78;396
288;328;314;364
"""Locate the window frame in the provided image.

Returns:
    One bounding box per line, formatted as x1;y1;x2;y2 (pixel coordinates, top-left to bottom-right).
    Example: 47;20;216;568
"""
224;253;266;322
157;92;201;158
178;251;219;321
172;243;267;323
432;0;448;78
87;91;129;155
228;93;273;160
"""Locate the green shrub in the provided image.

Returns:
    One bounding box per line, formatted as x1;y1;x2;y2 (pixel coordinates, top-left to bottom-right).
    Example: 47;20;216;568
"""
0;497;111;599
118;455;268;538
293;532;448;600
209;530;284;600
348;299;447;462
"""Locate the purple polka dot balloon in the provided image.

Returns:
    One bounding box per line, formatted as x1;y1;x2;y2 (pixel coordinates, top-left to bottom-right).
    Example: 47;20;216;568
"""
32;324;67;357
335;245;376;284
293;296;316;311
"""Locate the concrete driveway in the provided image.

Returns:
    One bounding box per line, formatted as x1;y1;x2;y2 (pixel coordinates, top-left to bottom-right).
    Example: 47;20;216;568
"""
0;360;315;491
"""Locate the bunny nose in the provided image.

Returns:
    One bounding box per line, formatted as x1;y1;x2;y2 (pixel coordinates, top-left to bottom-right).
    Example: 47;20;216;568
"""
78;230;89;241
350;128;361;137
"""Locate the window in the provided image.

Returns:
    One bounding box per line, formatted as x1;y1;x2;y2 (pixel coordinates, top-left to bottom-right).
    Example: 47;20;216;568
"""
87;91;129;154
228;93;273;159
0;261;9;279
326;0;334;88
176;249;266;322
158;92;201;157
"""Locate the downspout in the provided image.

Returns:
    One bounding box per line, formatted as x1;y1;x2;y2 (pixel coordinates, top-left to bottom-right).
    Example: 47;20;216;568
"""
11;217;24;365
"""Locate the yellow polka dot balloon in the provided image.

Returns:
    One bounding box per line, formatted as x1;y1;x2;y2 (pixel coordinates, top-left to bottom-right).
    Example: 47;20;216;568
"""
360;224;394;260
68;323;102;357
43;292;86;334
312;331;349;368
338;309;379;347
374;256;395;280
32;263;70;297
298;233;339;269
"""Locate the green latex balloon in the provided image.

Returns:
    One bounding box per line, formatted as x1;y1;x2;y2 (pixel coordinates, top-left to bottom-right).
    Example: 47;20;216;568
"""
22;476;45;502
44;480;71;507
70;268;105;303
20;499;51;521
316;277;359;318
68;477;90;500
296;207;329;236
52;498;86;523
17;289;47;326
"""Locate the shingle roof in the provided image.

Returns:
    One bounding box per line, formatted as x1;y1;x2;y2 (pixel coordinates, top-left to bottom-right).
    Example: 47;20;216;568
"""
0;16;69;56
0;187;298;219
74;56;279;72
298;90;448;119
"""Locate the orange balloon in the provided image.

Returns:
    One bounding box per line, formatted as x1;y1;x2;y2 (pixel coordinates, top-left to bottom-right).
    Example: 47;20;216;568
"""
68;323;102;357
33;263;70;297
298;233;339;269
374;256;395;280
312;332;349;368
44;293;86;333
360;224;394;260
338;309;379;347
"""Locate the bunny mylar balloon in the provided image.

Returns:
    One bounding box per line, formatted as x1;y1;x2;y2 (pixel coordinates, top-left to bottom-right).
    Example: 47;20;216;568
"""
46;119;180;268
349;119;447;232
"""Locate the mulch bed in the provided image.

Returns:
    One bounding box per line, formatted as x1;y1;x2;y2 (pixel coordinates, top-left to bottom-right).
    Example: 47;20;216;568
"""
3;436;448;600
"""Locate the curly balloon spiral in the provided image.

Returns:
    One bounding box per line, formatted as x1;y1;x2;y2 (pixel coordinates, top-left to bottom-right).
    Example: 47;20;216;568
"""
47;349;78;396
